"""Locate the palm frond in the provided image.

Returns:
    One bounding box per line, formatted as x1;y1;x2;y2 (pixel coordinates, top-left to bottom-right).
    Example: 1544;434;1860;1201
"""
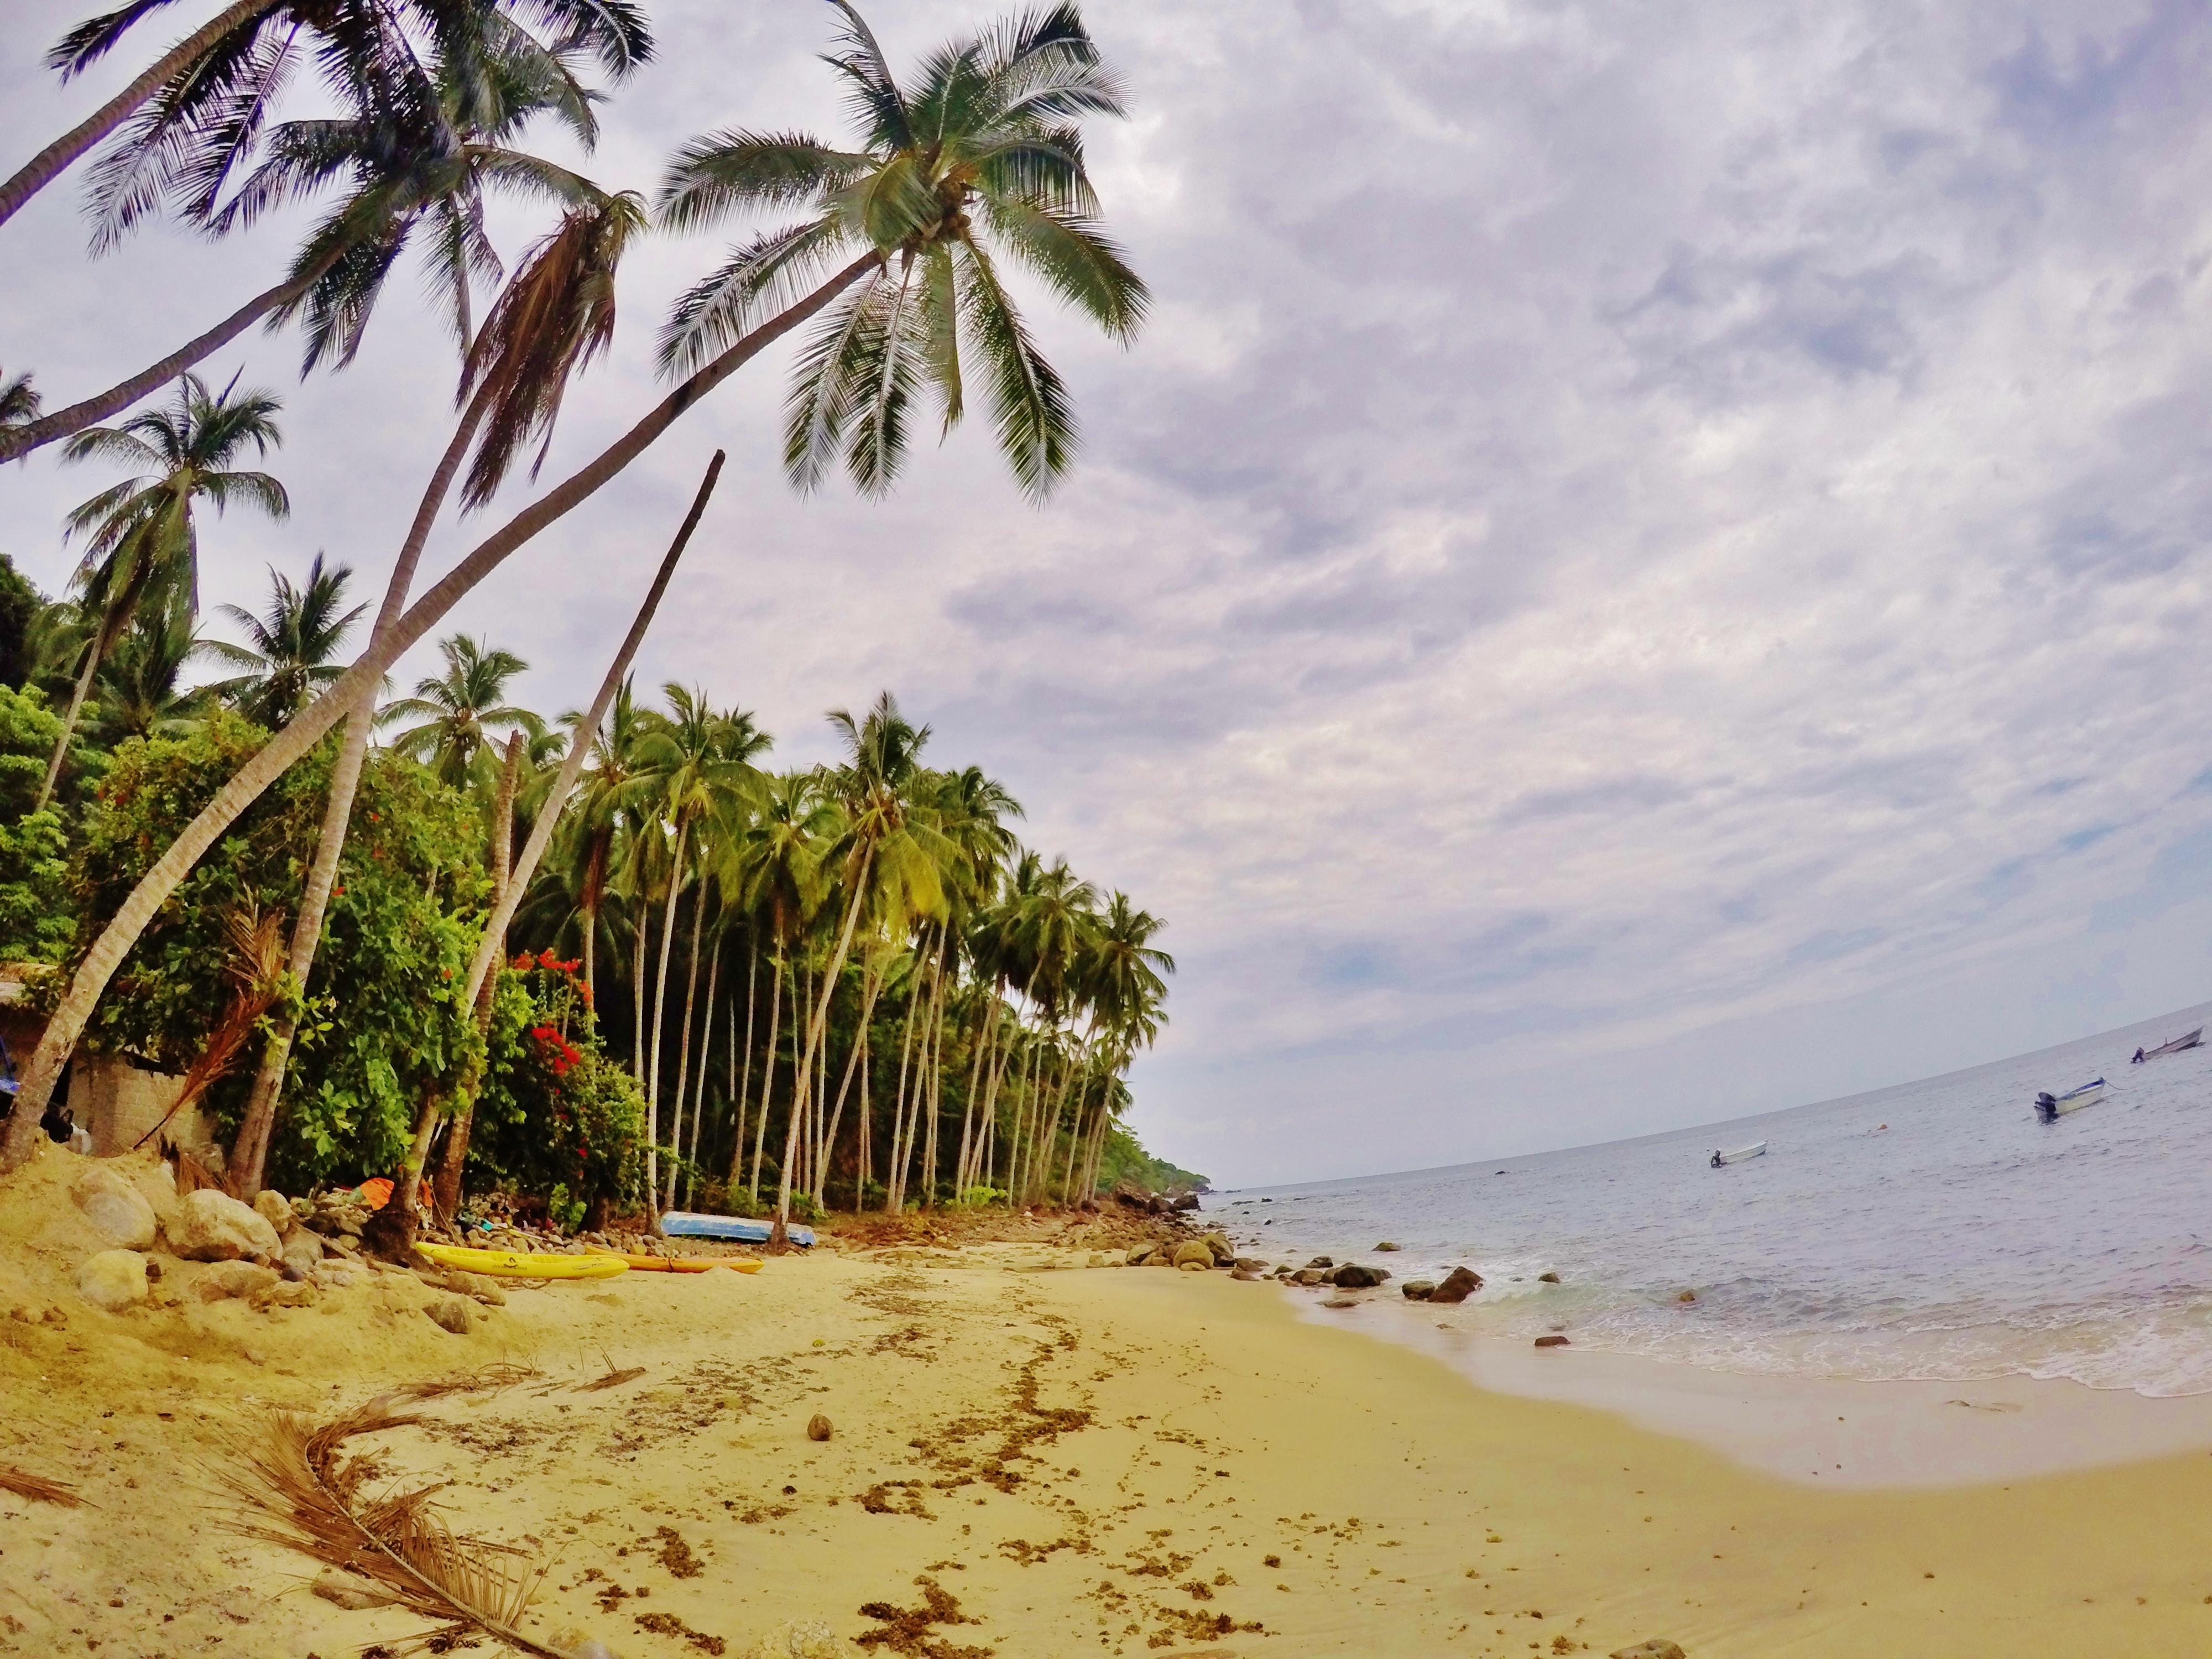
780;270;890;493
220;1396;572;1658
957;237;1074;499
976;197;1145;340
655;213;857;377
46;0;186;78
0;1464;84;1506
655;130;872;230
821;0;914;152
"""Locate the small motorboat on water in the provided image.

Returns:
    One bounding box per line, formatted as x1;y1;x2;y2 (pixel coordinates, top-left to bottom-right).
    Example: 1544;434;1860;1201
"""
1709;1141;1767;1167
2131;1028;2203;1063
2033;1079;2106;1121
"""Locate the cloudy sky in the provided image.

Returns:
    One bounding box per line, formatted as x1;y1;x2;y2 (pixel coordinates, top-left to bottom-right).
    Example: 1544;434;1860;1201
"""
7;0;2212;1187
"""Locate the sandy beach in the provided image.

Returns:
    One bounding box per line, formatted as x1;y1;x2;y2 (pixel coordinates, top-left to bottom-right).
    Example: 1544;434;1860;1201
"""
6;1148;2212;1659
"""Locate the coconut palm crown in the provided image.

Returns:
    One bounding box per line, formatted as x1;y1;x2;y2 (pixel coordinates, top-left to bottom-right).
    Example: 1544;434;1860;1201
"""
656;1;1146;500
377;632;541;787
206;552;367;728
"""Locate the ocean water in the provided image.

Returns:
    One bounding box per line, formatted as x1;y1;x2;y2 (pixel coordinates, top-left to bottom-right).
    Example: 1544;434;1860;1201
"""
1199;1000;2212;1399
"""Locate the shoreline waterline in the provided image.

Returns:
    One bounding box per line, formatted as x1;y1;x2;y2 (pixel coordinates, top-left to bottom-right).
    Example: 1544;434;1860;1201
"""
1285;1283;2212;1488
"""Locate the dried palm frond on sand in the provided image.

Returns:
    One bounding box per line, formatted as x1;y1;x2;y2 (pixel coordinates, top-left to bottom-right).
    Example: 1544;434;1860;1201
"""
220;1390;580;1658
0;1464;82;1506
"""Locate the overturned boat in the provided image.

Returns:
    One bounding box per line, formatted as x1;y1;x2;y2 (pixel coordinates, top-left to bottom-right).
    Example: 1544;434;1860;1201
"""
1709;1140;1767;1167
2132;1028;2202;1062
2033;1079;2106;1121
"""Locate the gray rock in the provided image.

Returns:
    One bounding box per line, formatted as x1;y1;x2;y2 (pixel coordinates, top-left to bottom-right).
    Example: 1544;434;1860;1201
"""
1291;1268;1328;1286
1534;1334;1570;1348
1303;1256;1334;1270
76;1249;150;1311
1171;1193;1201;1212
192;1261;282;1302
1402;1280;1437;1301
281;1230;325;1279
1172;1240;1217;1269
166;1190;282;1262
1230;1258;1269;1272
72;1166;158;1250
1610;1644;1686;1659
251;1279;321;1310
1328;1262;1390;1288
253;1189;294;1237
424;1296;476;1334
1374;1241;1402;1251
1428;1265;1484;1304
1538;1270;1561;1283
1229;1269;1261;1282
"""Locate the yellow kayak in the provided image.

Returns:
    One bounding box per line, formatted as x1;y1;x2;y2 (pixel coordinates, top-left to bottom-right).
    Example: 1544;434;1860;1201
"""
416;1243;629;1280
585;1248;764;1275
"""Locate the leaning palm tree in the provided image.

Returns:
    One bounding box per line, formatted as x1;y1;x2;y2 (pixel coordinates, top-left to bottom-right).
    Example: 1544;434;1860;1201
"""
377;634;540;789
39;371;285;808
204;554;364;728
2;2;1145;1172
0;13;632;465
0;0;649;236
657;0;1145;498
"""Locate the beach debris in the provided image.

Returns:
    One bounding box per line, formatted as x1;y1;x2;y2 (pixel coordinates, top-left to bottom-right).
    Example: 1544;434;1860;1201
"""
1429;1266;1483;1304
1328;1262;1390;1289
76;1248;151;1310
221;1393;575;1658
637;1610;727;1653
1676;1290;1697;1304
1538;1271;1561;1284
1374;1241;1402;1251
71;1164;158;1248
732;1622;842;1659
423;1295;478;1334
808;1413;834;1442
1610;1643;1686;1659
1534;1335;1571;1349
167;1189;281;1262
0;1463;84;1506
857;1574;988;1657
579;1363;647;1392
311;1569;401;1610
1402;1280;1437;1301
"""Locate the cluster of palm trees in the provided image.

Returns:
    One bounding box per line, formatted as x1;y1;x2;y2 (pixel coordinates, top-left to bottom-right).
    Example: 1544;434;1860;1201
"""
502;686;1173;1217
0;0;1168;1209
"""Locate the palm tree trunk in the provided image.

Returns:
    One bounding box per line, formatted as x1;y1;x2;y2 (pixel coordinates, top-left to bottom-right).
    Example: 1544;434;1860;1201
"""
2;249;876;1169
884;932;927;1211
34;629;105;813
664;865;707;1209
815;960;882;1199
229;387;492;1198
748;952;782;1207
359;457;719;1248
427;732;523;1218
0;242;348;464
644;820;688;1210
772;850;872;1230
0;0;279;234
581;901;596;1009
857;1022;871;1206
685;937;718;1207
630;911;648;1083
727;936;756;1187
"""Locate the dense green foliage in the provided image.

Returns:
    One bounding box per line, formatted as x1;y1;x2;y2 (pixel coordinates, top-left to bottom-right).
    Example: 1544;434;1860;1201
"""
1098;1128;1209;1197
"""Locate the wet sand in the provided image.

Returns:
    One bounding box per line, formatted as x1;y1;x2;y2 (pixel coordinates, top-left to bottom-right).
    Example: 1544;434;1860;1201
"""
6;1155;2212;1657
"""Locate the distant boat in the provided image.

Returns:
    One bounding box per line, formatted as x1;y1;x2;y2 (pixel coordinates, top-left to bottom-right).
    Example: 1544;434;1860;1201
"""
2131;1029;2202;1063
1709;1141;1767;1167
2033;1079;2106;1121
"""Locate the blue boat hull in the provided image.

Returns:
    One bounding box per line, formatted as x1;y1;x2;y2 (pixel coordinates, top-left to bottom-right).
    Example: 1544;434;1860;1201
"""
660;1211;814;1248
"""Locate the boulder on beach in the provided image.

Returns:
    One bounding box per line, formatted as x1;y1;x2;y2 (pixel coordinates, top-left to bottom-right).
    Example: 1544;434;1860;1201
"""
1304;1255;1334;1270
1172;1240;1216;1269
1534;1334;1570;1348
71;1166;159;1250
252;1189;294;1237
192;1261;281;1302
76;1250;150;1311
1428;1266;1483;1304
281;1231;325;1279
1199;1232;1234;1264
1374;1241;1402;1251
166;1190;281;1262
1538;1270;1561;1283
1291;1268;1328;1286
1610;1643;1686;1659
424;1295;477;1334
1230;1268;1261;1281
1402;1280;1436;1301
1172;1193;1201;1212
1328;1262;1390;1289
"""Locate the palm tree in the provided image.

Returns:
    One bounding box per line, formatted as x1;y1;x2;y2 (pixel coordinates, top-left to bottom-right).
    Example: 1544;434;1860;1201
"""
378;634;540;788
1;4;1144;1168
40;372;286;809
228;183;643;1199
204;554;364;728
85;606;215;748
0;12;636;465
658;1;1146;500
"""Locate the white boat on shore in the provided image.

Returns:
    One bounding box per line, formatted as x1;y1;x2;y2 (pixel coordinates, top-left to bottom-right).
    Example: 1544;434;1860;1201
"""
2033;1079;2105;1122
1709;1140;1766;1167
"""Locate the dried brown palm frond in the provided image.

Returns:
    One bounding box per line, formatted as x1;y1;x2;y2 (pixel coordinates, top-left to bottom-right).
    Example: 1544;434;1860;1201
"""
0;1464;82;1506
137;898;291;1156
577;1365;645;1394
221;1395;578;1658
397;1361;540;1404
